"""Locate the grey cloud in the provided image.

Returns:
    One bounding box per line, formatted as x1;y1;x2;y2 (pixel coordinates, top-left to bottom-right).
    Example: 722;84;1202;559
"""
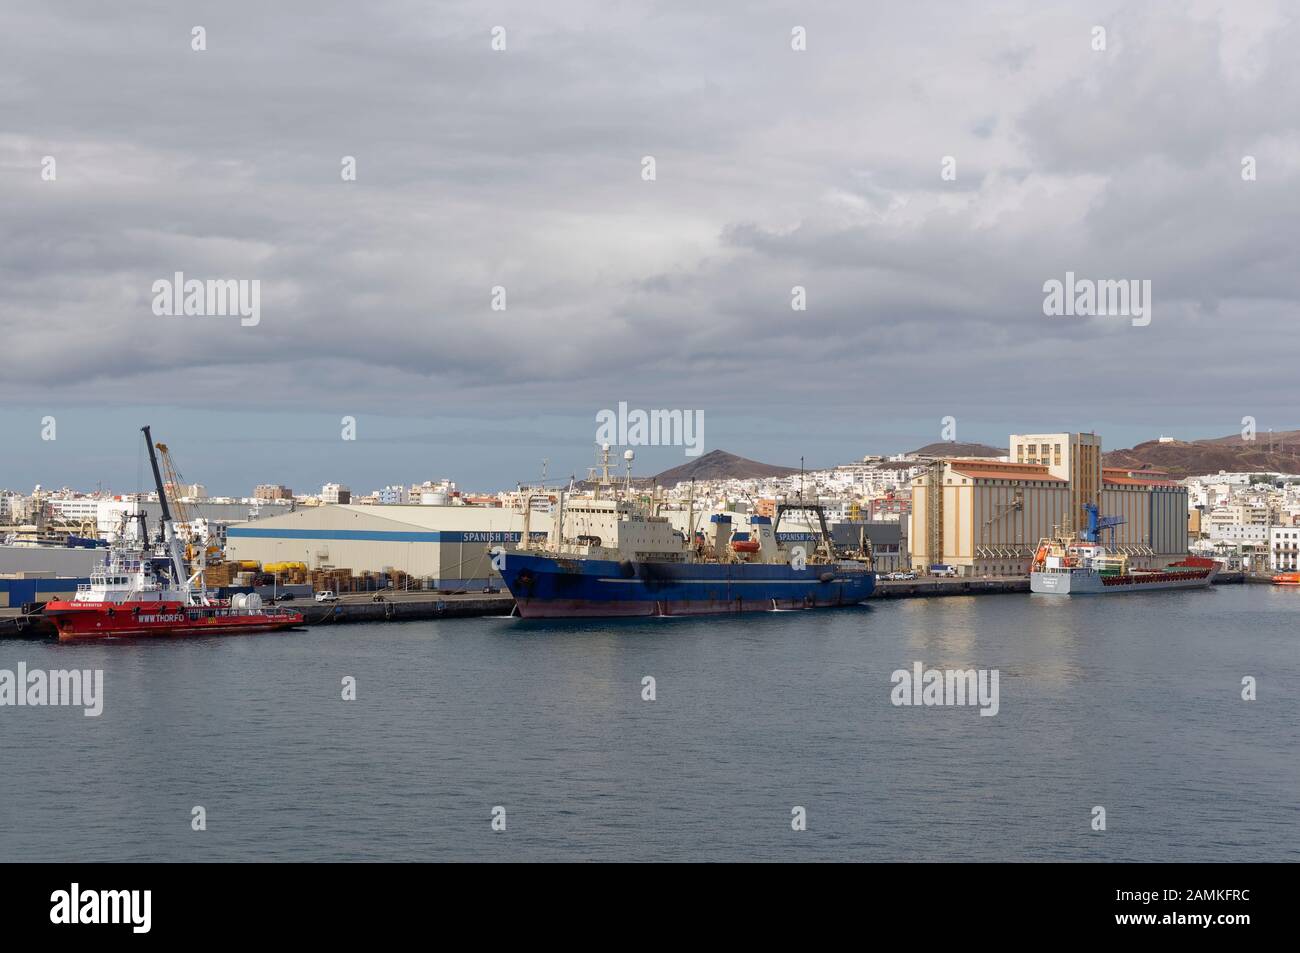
1;0;1297;479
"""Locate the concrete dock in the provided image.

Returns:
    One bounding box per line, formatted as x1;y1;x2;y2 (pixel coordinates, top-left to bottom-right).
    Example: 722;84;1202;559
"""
297;591;516;625
873;577;1029;598
874;570;1247;596
0;607;51;638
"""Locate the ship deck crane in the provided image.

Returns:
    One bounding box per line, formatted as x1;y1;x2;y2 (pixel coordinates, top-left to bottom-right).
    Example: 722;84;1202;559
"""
1082;502;1126;547
142;426;196;601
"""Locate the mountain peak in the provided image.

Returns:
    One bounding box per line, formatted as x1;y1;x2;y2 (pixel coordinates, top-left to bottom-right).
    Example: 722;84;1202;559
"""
910;441;1007;458
649;450;799;484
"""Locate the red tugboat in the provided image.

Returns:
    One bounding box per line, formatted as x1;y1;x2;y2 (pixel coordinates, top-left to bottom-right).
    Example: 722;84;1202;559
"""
43;427;302;641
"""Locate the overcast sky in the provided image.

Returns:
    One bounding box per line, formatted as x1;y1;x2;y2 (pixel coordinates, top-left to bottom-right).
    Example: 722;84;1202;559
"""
2;0;1297;494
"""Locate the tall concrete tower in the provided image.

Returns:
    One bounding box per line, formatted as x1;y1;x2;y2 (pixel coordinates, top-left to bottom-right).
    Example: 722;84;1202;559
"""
1008;433;1102;533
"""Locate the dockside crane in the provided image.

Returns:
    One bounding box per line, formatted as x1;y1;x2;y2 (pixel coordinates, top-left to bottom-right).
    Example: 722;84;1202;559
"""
154;440;192;528
148;433;226;574
142;426;197;601
1082;502;1126;548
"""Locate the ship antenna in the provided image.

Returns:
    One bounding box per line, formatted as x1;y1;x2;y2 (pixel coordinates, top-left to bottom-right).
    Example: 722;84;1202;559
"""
687;478;696;549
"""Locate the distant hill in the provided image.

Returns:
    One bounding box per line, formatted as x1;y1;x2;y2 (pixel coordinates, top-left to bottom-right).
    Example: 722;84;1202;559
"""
1104;431;1300;478
911;441;1007;458
649;449;799;485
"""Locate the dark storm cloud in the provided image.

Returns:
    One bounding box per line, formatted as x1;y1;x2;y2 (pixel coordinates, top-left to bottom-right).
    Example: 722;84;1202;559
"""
1;0;1298;456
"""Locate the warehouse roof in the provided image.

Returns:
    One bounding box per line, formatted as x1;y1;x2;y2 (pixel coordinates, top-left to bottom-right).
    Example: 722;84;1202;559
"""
1102;469;1180;488
946;461;1066;482
226;503;552;537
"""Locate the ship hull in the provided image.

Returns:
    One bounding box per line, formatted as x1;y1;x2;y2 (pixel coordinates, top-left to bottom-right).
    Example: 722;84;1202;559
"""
1030;568;1215;594
501;552;875;618
43;600;302;641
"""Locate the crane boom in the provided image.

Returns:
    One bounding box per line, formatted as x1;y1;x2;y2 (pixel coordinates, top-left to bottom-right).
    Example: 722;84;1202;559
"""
154;441;192;526
142;426;192;601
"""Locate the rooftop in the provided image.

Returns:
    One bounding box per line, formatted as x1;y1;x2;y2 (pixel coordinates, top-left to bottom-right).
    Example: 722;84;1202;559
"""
946;460;1066;483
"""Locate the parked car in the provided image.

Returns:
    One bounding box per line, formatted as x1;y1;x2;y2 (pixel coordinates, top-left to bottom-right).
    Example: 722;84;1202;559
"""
275;593;296;602
314;590;339;603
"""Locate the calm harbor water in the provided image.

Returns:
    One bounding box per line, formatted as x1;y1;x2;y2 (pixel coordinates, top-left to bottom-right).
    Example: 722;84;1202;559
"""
2;585;1296;862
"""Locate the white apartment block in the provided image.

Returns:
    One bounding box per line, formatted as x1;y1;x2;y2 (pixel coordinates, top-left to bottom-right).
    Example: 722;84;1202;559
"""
1270;526;1300;572
1206;503;1269;528
44;497;103;523
374;485;410;505
1206;523;1269;545
321;483;352;504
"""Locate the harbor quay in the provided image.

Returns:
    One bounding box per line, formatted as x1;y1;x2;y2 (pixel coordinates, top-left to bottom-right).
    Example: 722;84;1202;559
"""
0;570;1255;639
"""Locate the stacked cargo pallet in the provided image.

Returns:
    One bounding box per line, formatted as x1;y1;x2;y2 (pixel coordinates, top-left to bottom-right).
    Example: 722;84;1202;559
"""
201;562;240;587
310;568;355;593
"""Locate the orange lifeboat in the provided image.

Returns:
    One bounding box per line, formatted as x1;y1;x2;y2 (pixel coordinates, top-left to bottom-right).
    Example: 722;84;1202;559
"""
731;538;761;554
1271;572;1300;586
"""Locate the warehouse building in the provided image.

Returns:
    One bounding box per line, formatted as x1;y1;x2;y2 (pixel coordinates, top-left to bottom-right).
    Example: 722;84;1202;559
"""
0;573;91;608
225;504;552;588
771;520;908;573
1099;469;1189;558
909;432;1191;576
0;544;104;577
909;459;1070;576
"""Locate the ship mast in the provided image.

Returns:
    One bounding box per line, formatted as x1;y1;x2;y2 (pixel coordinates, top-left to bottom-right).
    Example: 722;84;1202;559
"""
142;426;193;604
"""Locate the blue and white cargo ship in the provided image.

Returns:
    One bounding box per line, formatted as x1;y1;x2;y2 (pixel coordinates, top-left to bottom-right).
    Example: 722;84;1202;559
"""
500;447;875;618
